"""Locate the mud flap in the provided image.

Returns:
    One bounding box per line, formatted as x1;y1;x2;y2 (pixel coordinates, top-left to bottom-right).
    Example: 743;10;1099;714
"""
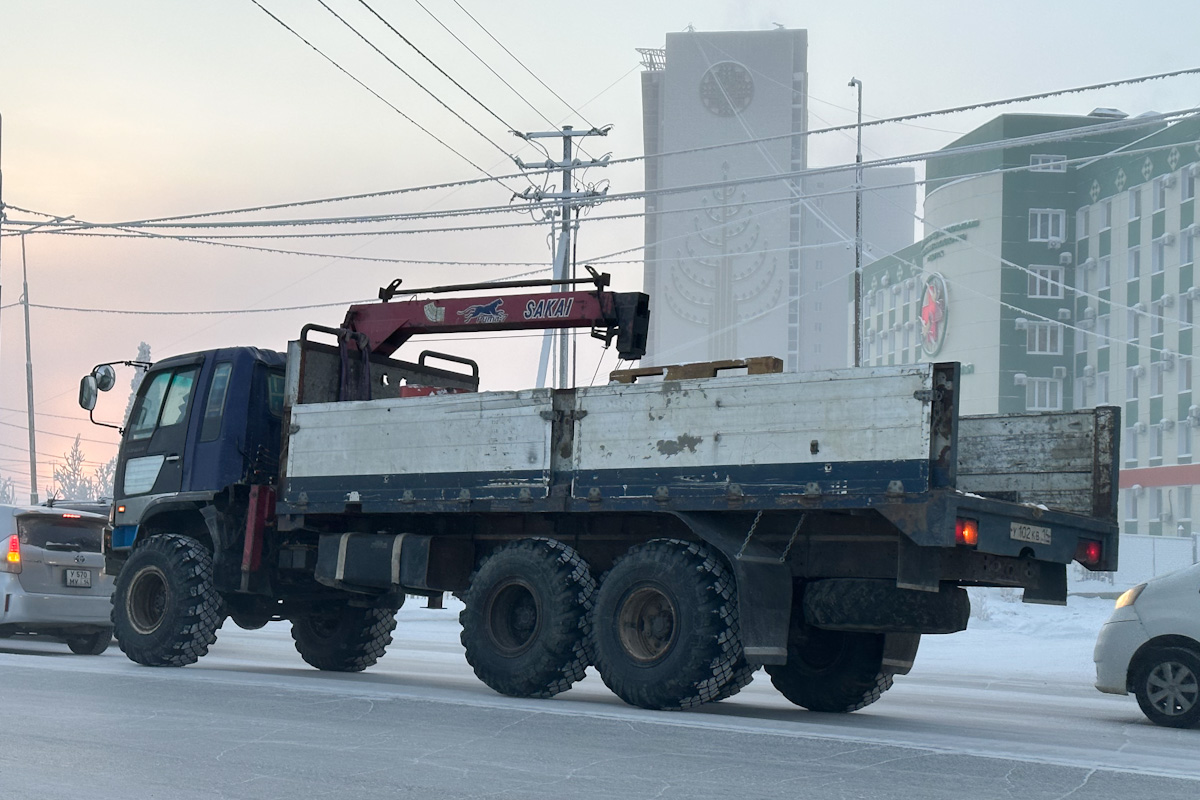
669;512;791;665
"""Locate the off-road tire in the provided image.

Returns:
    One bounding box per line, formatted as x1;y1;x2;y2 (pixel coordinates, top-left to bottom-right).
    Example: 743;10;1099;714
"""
711;657;758;702
460;538;595;698
291;604;398;672
111;534;222;667
591;539;743;710
66;630;112;655
1133;646;1200;728
766;622;891;713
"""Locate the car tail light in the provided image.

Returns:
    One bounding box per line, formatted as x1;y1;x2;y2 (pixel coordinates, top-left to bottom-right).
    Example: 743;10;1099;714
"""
62;513;81;519
1075;539;1103;568
3;534;20;574
955;518;979;547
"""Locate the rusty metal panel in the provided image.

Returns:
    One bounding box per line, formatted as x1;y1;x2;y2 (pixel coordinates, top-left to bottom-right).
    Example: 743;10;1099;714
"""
956;408;1119;517
573;365;935;479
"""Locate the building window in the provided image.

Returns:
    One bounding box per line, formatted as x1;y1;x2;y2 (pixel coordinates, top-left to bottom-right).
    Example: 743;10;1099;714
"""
1179;487;1193;532
1128;308;1141;341
1151;427;1164;461
1125;486;1139;519
1182;231;1195;266
1183;357;1194;392
1151;300;1165;335
1152;238;1166;274
1098;314;1111;341
1127;366;1140;399
1077;267;1090;295
1181;297;1195;328
1129;187;1142;219
1030;154;1067;172
1027;321;1062;354
1098;256;1111;288
1101;200;1113;230
1150;487;1163;519
1075;326;1088;354
1154;177;1168;211
1097;372;1110;404
1026;378;1062;410
1180;425;1193;460
1027;266;1063;298
1077;207;1090;240
1183;169;1196;202
1075;377;1088;408
1127;248;1140;280
1151;363;1164;396
1029;209;1066;242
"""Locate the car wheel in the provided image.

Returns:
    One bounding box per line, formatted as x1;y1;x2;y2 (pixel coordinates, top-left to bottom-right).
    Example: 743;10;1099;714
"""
1133;647;1200;728
66;630;112;655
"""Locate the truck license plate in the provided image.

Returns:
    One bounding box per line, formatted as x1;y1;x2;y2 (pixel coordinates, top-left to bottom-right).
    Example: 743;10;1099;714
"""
64;569;92;588
1010;522;1051;546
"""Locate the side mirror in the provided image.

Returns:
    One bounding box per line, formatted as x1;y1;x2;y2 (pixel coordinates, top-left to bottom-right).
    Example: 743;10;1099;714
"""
79;375;98;411
94;364;117;392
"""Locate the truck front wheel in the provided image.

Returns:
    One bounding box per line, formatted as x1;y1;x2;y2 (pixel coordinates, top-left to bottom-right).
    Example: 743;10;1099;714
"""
290;603;398;672
766;624;892;712
111;534;222;667
459;538;595;698
591;539;743;710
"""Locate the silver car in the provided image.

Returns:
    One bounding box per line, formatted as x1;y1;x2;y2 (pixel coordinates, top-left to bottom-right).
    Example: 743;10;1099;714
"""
0;504;114;654
1094;562;1200;728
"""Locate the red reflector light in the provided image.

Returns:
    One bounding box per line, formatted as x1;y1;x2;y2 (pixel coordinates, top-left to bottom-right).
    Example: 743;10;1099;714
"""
3;534;20;573
1075;539;1103;567
955;518;979;547
62;513;81;519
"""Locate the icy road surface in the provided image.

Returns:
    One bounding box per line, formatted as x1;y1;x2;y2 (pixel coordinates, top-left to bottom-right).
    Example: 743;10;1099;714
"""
1;591;1197;800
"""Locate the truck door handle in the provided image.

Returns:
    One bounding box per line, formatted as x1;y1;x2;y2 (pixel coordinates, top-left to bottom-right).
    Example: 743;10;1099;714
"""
164;455;180;463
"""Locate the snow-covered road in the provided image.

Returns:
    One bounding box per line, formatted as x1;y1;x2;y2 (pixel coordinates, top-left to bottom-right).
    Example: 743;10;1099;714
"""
1;591;1196;799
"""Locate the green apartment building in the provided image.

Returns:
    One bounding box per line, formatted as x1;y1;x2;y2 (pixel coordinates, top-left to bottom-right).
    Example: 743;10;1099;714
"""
862;110;1199;538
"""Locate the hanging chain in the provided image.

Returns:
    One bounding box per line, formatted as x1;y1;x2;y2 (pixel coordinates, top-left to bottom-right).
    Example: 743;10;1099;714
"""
734;510;763;560
778;515;806;564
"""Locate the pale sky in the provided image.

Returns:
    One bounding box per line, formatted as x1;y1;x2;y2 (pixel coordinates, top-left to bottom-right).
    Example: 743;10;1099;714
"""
0;0;1197;499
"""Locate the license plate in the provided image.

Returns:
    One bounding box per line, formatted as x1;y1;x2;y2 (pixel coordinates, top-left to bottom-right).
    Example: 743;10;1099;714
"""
65;568;92;588
1010;522;1052;546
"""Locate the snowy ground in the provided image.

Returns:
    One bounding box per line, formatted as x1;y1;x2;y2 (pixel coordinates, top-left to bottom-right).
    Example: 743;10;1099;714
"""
3;587;1197;800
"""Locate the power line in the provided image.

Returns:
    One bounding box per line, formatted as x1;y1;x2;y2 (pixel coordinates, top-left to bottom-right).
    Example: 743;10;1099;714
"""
449;0;596;130
248;0;517;192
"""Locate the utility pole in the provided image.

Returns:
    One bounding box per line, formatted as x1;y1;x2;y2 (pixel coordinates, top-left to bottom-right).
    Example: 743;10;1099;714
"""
849;77;863;368
513;126;610;388
20;235;37;504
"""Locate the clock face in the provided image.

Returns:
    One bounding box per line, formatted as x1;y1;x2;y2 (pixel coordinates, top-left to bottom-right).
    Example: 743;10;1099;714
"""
699;62;754;117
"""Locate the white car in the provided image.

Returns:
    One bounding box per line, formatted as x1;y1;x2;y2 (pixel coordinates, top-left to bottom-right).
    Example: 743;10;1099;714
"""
0;504;114;654
1094;562;1200;728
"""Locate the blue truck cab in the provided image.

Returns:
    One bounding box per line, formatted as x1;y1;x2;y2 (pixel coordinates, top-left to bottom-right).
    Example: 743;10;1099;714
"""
108;347;286;559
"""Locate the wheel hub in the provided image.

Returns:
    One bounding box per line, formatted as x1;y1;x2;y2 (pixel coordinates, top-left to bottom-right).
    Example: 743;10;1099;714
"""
127;566;169;635
617;586;677;664
486;581;541;656
1147;660;1200;716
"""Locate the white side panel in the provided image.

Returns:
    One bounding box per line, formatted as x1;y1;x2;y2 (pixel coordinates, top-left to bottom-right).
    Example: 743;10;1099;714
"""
286;389;554;480
574;365;934;472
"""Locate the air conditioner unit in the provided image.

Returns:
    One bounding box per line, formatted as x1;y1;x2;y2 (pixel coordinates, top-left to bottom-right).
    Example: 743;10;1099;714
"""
1083;306;1097;319
1189;164;1200;179
1013;372;1028;386
1083;365;1096;377
881;274;890;287
1014;317;1029;331
1160;418;1175;431
1162;293;1176;308
1058;308;1072;320
1053;366;1068;379
1188;287;1200;301
1047;238;1063;250
1060;251;1073;265
1081;257;1097;270
1160;511;1174;523
1130;482;1144;494
1162;174;1177;188
1190;404;1200;419
1161;233;1176;246
1135;364;1147;378
1135;421;1148;434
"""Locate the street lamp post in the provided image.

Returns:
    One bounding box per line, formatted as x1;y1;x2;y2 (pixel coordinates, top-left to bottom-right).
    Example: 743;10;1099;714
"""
848;77;863;368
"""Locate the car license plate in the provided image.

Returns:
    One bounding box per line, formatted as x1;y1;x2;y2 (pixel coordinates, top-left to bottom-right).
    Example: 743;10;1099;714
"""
65;568;92;588
1010;522;1051;546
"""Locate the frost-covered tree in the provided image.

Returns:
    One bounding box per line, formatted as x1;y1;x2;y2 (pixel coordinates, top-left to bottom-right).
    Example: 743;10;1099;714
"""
52;436;96;500
0;476;14;504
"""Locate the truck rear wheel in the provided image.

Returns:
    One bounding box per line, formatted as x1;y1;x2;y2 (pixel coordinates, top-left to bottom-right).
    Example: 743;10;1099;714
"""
111;534;222;667
766;623;892;712
459;538;595;698
591;539;743;710
290;603;398;672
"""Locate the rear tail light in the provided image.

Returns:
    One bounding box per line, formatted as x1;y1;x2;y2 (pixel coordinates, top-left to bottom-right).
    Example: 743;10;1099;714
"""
3;534;20;574
955;518;979;547
1075;539;1103;568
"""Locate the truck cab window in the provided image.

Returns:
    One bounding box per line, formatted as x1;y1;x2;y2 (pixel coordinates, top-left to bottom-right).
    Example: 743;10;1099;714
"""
200;362;233;442
128;372;172;441
159;368;198;428
129;367;199;441
267;370;285;417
